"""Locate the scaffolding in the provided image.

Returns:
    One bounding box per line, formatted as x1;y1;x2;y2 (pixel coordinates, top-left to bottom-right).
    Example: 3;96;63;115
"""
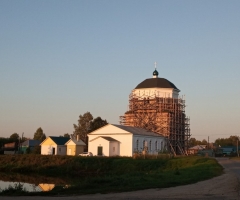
120;91;191;155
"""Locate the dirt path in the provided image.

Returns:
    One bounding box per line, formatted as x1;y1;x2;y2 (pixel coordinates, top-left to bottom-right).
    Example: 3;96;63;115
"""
1;158;240;200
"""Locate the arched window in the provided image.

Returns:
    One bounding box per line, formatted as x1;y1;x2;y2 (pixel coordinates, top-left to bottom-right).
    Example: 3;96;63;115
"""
161;141;163;151
155;141;158;151
136;140;139;150
143;140;145;149
149;140;152;151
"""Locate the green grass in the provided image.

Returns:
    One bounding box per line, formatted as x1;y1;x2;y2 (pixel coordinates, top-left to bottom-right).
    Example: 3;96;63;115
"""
0;155;223;196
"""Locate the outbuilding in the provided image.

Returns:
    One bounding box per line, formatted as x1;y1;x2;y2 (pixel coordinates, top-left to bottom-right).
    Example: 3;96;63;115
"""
88;124;166;157
65;137;86;156
40;136;70;155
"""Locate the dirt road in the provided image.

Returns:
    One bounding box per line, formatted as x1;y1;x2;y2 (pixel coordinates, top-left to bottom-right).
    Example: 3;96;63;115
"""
1;158;240;200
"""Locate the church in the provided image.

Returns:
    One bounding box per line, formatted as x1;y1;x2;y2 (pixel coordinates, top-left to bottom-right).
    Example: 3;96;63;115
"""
88;63;190;156
120;63;190;155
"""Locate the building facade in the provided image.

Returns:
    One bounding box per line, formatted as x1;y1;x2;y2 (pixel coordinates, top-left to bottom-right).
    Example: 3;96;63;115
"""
120;66;190;155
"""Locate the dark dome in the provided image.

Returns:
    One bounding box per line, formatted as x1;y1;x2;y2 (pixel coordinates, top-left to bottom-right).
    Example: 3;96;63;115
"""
135;78;179;90
153;69;159;76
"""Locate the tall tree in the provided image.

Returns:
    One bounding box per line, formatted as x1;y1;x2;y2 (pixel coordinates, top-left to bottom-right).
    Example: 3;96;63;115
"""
73;112;108;151
33;127;46;141
10;133;19;140
90;117;108;132
73;112;93;145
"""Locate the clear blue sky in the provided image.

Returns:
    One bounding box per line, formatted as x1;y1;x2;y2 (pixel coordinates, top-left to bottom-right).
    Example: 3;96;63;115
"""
0;0;239;142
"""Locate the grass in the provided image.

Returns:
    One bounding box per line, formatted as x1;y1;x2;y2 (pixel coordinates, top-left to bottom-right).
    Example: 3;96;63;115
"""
0;155;223;196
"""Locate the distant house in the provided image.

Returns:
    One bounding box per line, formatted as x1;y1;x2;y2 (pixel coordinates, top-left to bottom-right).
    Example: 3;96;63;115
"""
188;145;207;155
221;147;234;156
20;139;40;154
88;124;166;157
40;136;70;155
65;136;86;156
3;142;19;154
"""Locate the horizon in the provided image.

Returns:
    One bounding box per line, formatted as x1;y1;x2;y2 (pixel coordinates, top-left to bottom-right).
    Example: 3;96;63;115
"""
1;1;240;143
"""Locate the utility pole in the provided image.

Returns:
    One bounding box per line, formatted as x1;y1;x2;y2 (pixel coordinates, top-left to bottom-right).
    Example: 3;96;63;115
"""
208;136;209;149
237;139;239;157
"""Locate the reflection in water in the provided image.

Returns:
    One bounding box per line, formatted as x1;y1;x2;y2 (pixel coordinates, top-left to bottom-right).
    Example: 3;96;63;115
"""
38;184;55;192
0;181;42;192
0;173;70;192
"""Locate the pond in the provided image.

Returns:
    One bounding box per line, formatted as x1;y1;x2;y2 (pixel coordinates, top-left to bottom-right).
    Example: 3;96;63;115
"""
0;173;70;192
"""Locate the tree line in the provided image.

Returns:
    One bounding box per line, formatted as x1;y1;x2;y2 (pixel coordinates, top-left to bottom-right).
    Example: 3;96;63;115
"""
189;135;239;148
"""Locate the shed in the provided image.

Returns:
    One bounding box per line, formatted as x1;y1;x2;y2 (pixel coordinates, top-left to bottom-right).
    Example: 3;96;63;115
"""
40;136;70;155
65;137;86;156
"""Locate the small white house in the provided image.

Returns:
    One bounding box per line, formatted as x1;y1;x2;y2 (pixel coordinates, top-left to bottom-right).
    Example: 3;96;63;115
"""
40;136;70;155
88;124;166;157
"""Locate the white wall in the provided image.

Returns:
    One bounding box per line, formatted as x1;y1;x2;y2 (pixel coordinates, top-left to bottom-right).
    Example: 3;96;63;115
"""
133;88;179;99
133;135;165;154
109;142;119;156
41;145;56;155
41;145;66;155
89;134;133;157
89;137;109;156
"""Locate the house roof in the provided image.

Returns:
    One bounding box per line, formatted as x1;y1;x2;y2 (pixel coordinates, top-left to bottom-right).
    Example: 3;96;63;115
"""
135;78;179;91
48;136;70;145
21;140;40;147
65;139;86;145
101;136;119;142
112;124;163;137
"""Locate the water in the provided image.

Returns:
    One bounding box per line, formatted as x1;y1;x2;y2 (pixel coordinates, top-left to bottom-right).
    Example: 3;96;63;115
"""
0;173;70;192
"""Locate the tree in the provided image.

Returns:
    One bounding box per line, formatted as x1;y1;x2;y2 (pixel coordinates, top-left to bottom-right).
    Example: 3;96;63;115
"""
10;133;19;140
33;127;46;142
73;112;108;151
215;135;239;147
89;117;108;132
63;133;70;138
73;112;93;146
31;146;41;154
188;138;203;147
201;139;208;145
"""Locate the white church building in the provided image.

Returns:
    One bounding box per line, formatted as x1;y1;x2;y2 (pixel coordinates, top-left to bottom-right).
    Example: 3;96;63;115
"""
88;124;166;157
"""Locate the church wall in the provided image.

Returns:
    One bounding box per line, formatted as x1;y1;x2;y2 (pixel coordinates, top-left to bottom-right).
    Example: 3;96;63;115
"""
133;135;165;154
88;134;133;156
133;88;179;99
89;137;110;156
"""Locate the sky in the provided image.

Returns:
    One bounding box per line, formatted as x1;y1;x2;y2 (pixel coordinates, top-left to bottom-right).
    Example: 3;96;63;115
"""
0;0;240;142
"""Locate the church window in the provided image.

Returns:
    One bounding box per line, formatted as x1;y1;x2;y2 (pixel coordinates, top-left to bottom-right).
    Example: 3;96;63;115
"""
136;140;139;150
149;141;152;151
155;141;158;151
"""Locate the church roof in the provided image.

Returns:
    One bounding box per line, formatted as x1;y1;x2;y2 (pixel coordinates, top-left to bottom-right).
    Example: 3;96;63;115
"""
112;124;163;137
135;78;179;91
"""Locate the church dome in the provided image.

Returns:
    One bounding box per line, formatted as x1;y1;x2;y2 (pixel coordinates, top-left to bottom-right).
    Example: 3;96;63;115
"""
135;78;179;90
153;69;159;76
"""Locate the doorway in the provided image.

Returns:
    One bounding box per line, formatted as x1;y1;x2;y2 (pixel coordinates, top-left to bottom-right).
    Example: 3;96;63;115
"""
52;147;55;155
97;146;103;156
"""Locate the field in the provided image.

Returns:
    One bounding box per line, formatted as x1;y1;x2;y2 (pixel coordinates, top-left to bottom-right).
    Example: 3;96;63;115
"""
0;155;223;195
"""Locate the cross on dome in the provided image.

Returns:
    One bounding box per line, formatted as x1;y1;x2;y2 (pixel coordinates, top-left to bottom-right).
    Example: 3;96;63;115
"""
153;61;159;78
